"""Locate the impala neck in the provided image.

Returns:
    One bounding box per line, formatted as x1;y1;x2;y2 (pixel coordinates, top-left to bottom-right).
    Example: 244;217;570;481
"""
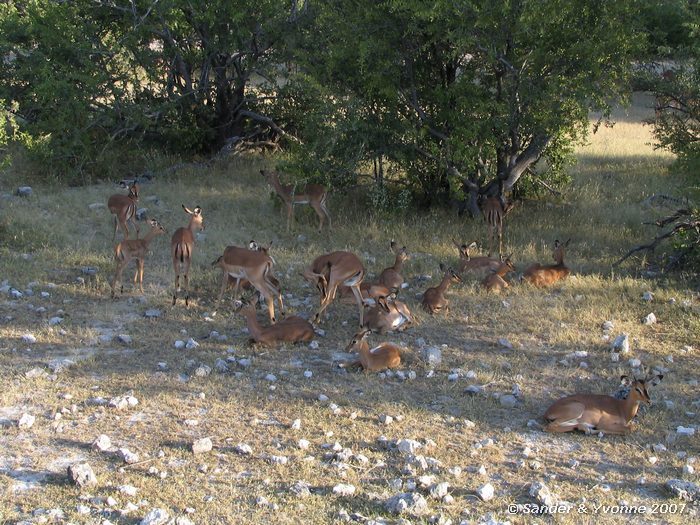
268;172;289;198
242;308;263;339
142;228;161;245
393;255;405;272
620;396;642;423
496;264;510;277
438;273;453;293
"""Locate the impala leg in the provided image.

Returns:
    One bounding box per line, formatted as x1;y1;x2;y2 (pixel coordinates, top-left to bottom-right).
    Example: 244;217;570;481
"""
137;259;145;293
183;259;191;306
311;201;325;232
217;272;229;302
111;262;126;298
321;195;332;229
544;420;575;433
119;219;130;241
112;216;118;242
350;285;364;327
258;286;276;324
286;202;293;232
172;256;180;305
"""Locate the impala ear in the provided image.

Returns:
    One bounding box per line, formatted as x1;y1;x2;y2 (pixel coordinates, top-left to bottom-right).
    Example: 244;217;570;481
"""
554;239;560;248
439;262;446;271
232;300;244;311
564;238;571;247
648;373;664;386
468;241;477;249
182;204;193;215
620;375;632;387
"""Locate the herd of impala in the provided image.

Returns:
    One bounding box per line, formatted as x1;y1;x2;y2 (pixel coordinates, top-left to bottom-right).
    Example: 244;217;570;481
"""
105;172;663;437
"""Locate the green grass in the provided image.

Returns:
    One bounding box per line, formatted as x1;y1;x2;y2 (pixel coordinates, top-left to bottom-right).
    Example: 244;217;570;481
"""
0;92;697;524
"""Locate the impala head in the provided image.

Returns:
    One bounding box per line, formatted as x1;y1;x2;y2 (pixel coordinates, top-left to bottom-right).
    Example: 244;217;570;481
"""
499;254;515;272
182;204;204;231
128;183;139;200
453;240;476;260
345;329;372;351
622;372;664;405
439;263;462;283
147;218;167;234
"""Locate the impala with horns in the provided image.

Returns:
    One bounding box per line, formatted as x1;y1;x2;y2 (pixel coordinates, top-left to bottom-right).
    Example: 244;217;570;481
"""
261;169;331;232
377;241;410;293
481;196;514;257
215;244;285;323
543;372;663;434
363;292;414;334
110;218;166;297
171;205;204;306
340;329;403;372
421;264;461;314
302;251;365;326
107;182;139;241
453;240;501;277
482;255;515;293
522;239;570;287
234;297;313;347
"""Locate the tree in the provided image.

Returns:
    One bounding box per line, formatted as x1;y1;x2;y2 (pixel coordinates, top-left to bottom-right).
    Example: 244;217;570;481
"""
0;0;297;181
287;0;642;213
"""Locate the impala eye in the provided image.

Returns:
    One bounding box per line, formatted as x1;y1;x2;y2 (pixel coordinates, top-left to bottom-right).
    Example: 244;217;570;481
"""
635;388;643;395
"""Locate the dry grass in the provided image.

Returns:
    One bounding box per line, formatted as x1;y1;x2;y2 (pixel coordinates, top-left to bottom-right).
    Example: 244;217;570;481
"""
0;93;697;524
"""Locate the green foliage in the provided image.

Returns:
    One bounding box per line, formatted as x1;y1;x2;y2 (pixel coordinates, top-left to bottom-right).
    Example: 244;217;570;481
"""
284;0;641;210
637;0;695;56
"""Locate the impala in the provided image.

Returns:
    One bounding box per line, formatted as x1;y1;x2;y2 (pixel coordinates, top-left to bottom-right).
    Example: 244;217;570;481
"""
110;218;166;297
215;244;285;323
107;182;139;241
378;241;409;293
421;264;461;314
171;205;204;306
543;373;663;434
453;240;501;277
261;169;331;232
481;197;513;257
234;298;313;347
341;329;403;372
302;251;365;326
482;255;515;293
523;239;570;287
363;292;414;334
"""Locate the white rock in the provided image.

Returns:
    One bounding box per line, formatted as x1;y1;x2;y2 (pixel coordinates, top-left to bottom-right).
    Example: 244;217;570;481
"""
92;434;112;452
664;479;699;501
422;346;442;365
234;443;253;455
476;483;495;501
48;316;63;326
68;463;97;487
629;358;642;368
333;483;356;496
318;394;329;403
185;338;199;349
397;439;423;455
298;439;310;450
118;484;138;496
291;419;302;430
304;370;313;378
379;414;394;425
21;333;37;344
602;320;614;331
117;334;132;345
139;508;169;525
499;394;517;408
174;340;185;349
192;437;213;454
529;481;557;506
684;464;695;474
430;482;449;499
642;291;654;302
385;492;430;515
677;426;695;436
611;334;629;354
265;373;277;382
497;338;513;349
642;313;657;325
18;413;35;429
118;448;140;464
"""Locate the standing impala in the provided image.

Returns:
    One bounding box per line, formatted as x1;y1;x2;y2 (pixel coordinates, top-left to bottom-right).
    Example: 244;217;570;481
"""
302;251;365;326
171;205;204;306
261;169;331;231
215;244;285;323
341;329;403;372
481;197;513;257
110;218;166;297
543;373;663;434
378;241;410;293
453;240;501;277
523;239;570;287
421;264;461;314
107;182;139;241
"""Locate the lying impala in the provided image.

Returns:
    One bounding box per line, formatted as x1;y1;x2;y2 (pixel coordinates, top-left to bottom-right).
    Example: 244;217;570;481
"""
110;218;166;297
302;251;365;326
261;169;331;231
421;264;461;314
171;205;204;306
341;329;403;372
215;244;285;323
453;240;501;277
543;373;663;434
378;241;410;293
523;239;571;287
234;298;313;347
364;292;414;334
482;255;515;293
108;182;139;241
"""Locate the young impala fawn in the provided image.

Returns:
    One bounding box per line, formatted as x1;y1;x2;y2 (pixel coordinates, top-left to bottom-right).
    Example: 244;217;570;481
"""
110;218;166;297
543;373;663;435
523;239;570;287
303;251;365;326
482;255;515;293
341;329;403;372
453;240;501;277
363;292;414;334
234;298;313;347
107;182;139;241
261;170;331;231
171;205;204;306
378;241;409;293
421;264;461;314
